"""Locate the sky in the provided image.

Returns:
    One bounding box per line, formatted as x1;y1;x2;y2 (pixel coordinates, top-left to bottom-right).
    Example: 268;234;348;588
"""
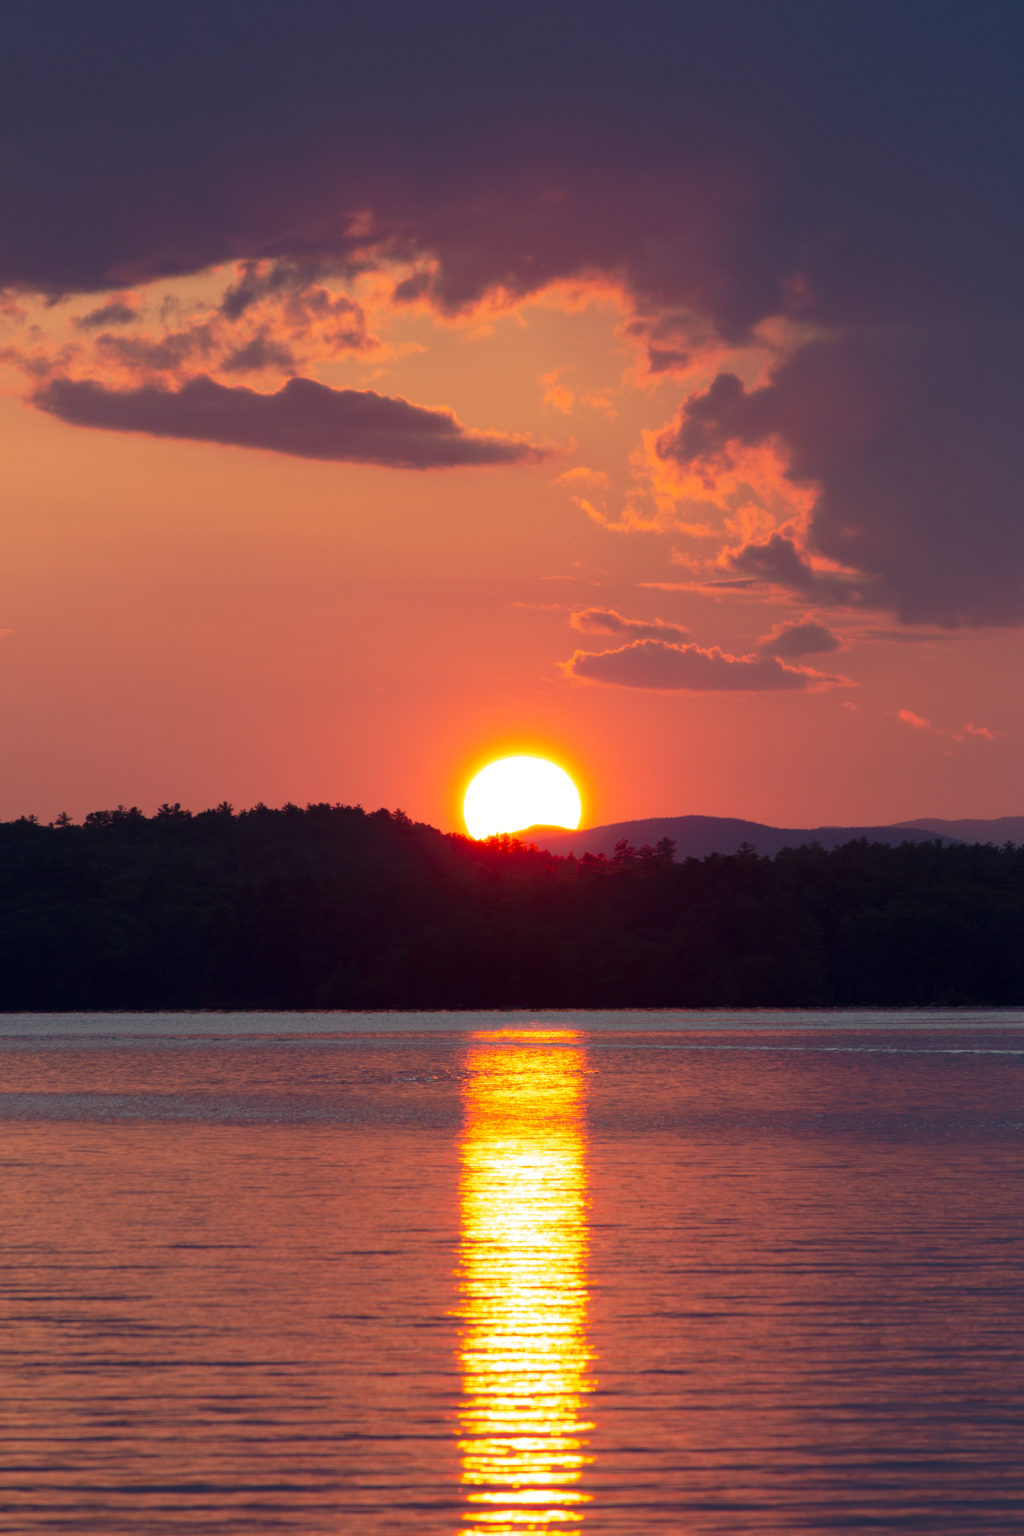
2;0;1023;831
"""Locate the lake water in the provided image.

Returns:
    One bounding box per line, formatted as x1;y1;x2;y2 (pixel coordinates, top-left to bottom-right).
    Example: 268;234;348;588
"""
1;1010;1023;1533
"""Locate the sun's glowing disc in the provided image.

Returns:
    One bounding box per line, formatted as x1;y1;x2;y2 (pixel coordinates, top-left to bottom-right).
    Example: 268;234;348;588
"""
464;756;582;840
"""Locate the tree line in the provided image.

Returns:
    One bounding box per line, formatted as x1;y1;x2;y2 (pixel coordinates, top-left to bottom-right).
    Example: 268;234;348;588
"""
0;801;1021;1009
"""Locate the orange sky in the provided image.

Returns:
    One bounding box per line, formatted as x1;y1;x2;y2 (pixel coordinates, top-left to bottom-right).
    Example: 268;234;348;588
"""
2;266;1020;831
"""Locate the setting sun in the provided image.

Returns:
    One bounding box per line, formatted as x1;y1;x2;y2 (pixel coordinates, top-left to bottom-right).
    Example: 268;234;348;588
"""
464;756;582;841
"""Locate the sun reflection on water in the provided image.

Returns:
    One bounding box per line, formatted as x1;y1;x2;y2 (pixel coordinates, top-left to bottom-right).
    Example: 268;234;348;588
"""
457;1030;593;1535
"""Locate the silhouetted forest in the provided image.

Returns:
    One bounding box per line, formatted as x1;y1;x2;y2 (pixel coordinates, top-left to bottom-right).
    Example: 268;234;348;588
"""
1;801;1022;1009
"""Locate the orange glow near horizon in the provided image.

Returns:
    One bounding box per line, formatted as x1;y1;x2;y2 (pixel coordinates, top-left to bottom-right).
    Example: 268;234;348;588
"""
457;1033;593;1533
463;757;583;840
2;257;1019;836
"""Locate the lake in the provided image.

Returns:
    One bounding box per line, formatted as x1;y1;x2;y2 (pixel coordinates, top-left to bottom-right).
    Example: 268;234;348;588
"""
1;1009;1023;1533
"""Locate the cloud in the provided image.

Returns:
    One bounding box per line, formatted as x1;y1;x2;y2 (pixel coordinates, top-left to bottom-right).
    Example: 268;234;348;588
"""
647;345;691;375
554;465;613;527
757;616;841;658
570;607;691;642
3;7;1024;624
92;322;219;376
541;370;574;414
0;8;1014;332
56;267;373;391
661;331;1024;625
579;389;617;418
222;266;373;353
1;10;1017;336
219;261;306;321
562;638;847;692
952;722;1003;743
32;375;545;469
858;628;953;645
897;709;933;731
722;533;866;605
896;709;1003;743
221;330;297;374
74;300;138;330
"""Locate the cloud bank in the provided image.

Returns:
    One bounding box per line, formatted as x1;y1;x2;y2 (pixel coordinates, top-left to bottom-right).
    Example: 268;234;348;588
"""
4;3;1024;620
32;375;542;469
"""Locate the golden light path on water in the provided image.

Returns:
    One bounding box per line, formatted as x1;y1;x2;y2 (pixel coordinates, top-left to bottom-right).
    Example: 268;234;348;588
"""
457;1031;594;1535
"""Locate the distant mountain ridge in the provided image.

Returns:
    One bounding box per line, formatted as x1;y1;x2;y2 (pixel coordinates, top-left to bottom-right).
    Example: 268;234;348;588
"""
526;814;1020;860
899;816;1024;845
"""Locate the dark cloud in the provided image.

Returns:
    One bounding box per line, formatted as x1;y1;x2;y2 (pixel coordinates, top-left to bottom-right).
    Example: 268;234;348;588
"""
32;375;544;469
74;301;138;330
722;532;866;605
220;261;304;321
563;638;846;692
646;345;691;375
756;617;842;659
3;4;1018;324
3;4;1024;619
221;331;296;374
624;313;693;376
219;261;371;351
570;607;691;642
92;323;218;374
859;628;954;645
661;329;1024;625
392;272;434;305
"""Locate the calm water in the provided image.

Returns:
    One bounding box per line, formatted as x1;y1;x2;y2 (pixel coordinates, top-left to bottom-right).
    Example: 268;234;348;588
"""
1;1010;1023;1533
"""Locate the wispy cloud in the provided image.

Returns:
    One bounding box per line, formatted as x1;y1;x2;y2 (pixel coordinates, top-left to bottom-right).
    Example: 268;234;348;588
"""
895;709;1003;743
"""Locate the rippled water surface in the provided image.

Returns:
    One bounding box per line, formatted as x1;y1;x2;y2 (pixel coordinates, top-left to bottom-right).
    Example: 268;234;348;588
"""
1;1010;1023;1533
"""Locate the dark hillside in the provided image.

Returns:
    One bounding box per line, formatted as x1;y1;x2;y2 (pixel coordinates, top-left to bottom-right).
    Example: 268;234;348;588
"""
0;804;1022;1009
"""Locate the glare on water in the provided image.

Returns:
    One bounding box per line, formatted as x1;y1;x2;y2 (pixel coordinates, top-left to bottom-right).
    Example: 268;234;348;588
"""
457;1032;593;1533
4;1013;1024;1533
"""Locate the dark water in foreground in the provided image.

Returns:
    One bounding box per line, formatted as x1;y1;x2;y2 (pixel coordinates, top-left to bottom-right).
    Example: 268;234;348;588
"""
1;1010;1023;1534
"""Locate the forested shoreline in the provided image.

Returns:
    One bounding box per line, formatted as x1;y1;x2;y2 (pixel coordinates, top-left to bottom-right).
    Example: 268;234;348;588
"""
0;801;1022;1010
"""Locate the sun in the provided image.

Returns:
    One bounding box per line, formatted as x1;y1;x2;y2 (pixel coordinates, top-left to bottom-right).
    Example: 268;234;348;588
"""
464;756;582;841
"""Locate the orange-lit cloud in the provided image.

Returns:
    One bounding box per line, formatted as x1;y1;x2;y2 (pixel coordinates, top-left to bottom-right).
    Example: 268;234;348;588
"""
896;711;1003;744
956;722;1002;743
540;368;575;414
569;607;690;642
